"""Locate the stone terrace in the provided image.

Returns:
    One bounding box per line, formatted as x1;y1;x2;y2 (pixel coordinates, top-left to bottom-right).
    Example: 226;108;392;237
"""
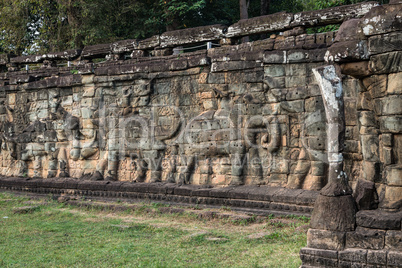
0;1;401;266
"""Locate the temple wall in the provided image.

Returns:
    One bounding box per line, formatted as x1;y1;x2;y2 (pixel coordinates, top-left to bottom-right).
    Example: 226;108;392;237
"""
0;2;400;210
0;1;401;267
0;34;360;190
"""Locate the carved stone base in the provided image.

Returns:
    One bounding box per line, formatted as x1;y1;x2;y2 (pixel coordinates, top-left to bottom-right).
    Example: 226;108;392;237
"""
310;194;357;232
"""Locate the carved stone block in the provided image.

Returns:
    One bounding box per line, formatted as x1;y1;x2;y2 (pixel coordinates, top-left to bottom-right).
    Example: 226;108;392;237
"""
307;229;346;251
346;227;386;250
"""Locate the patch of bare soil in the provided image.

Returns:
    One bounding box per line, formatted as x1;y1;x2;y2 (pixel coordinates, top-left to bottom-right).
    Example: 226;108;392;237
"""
205;236;228;241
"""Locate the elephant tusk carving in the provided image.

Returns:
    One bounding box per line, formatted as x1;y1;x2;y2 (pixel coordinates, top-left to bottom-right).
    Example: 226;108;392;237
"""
261;119;281;153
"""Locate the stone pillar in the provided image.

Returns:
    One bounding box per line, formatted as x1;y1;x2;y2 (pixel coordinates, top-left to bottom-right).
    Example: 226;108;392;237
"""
302;66;357;264
312;65;352;198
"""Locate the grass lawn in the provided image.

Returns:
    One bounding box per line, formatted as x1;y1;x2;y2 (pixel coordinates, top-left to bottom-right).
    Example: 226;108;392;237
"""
0;192;308;267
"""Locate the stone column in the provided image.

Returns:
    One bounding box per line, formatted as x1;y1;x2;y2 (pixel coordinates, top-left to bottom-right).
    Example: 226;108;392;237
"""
312;65;352;198
307;65;356;250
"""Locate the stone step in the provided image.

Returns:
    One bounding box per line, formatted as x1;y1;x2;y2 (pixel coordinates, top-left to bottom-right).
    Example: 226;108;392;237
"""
0;176;318;216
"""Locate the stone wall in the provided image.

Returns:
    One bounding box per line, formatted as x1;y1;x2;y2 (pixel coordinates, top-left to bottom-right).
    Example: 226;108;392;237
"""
0;1;401;266
0;1;400;196
299;1;402;267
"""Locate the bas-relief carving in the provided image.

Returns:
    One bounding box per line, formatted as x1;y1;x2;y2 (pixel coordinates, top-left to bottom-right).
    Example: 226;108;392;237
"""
0;70;330;190
0;66;398;194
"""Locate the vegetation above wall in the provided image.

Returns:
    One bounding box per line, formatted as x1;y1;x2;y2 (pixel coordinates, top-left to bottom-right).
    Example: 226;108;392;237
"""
0;0;389;55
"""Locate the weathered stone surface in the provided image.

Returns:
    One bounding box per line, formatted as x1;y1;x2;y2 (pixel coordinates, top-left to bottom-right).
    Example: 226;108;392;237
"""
137;35;160;49
10;50;81;64
388;251;402;267
361;135;380;162
300;247;338;259
263;50;286;64
299;247;339;267
334;19;365;43
367;250;387;265
360;4;402;36
10;55;45;64
386;165;402;186
362;74;388;98
381;133;393;147
385;230;402;251
289;49;327;63
379;95;402;115
326;40;369;62
369;32;402;55
346;227;386;250
111;39;137;54
379;185;402;209
359;111;377;127
353;179;378;210
356;209;402;230
292;2;378;27
310;195;356;232
211;61;261;72
226;12;293;38
307;229;346;250
387;72;402;95
379;116;402;133
369;51;402;74
339;249;367;263
81;43;111;59
341;61;373;78
312;65;353;199
160;25;226;48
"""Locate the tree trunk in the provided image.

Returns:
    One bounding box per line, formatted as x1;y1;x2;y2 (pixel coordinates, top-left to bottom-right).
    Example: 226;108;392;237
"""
164;0;180;32
166;20;180;32
261;0;270;15
239;0;249;43
260;0;270;39
239;0;248;20
59;0;84;48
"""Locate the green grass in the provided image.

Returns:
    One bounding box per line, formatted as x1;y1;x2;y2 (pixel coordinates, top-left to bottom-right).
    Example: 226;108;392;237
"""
0;193;308;267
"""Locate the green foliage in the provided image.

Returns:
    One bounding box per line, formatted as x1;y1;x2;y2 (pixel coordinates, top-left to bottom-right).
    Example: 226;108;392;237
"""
298;0;381;33
0;0;391;55
299;0;388;11
159;0;206;28
150;201;169;208
145;0;239;32
242;0;305;21
0;0;241;54
0;0;39;54
70;69;78;75
0;0;161;54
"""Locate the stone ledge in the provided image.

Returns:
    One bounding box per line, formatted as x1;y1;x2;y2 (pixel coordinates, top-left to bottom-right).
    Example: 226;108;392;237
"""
160;24;227;48
0;177;317;215
300;247;338;259
299;247;339;267
356;209;402;230
339;248;367;263
346;227;386;250
226;12;293;38
300;247;402;268
388;251;402;267
307;229;346;251
291;2;378;27
10;49;81;64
